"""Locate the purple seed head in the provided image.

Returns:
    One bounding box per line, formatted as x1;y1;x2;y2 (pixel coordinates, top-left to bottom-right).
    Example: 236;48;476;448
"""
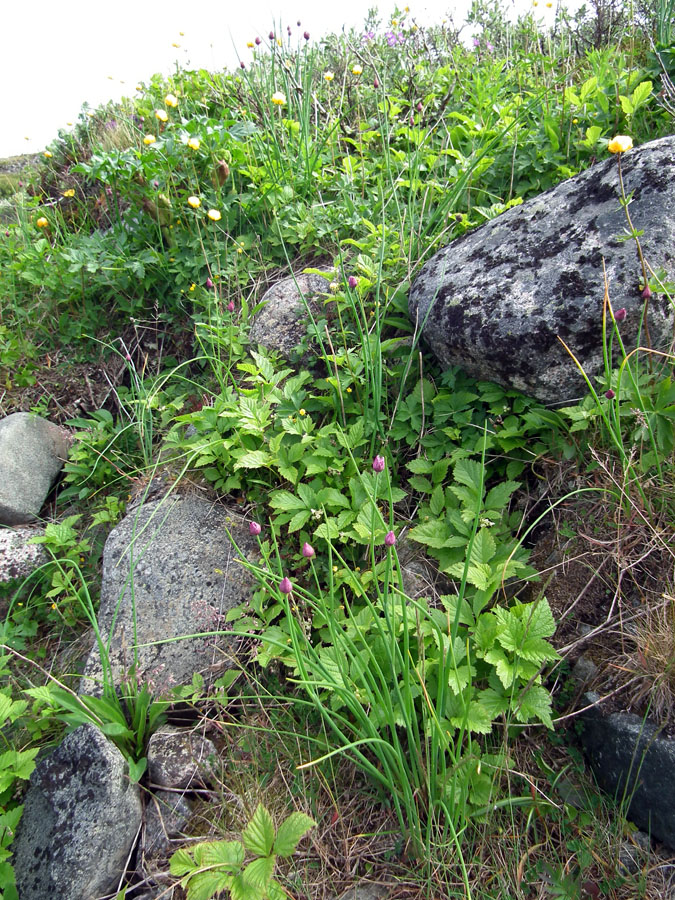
249;521;262;535
605;389;616;400
348;275;358;289
279;576;293;594
302;542;315;559
206;277;214;289
304;31;310;40
255;36;262;45
384;530;396;547
372;455;385;473
641;286;652;300
227;300;235;312
614;307;627;322
269;30;275;40
240;60;246;69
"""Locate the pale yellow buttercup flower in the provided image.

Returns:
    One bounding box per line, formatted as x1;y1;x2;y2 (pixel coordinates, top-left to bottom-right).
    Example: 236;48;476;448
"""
271;91;286;105
143;134;156;145
247;41;255;48
187;137;200;150
172;42;180;48
207;209;222;221
165;93;178;107
62;189;75;198
352;64;363;75
36;217;49;228
324;71;335;82
187;196;201;208
155;109;168;122
608;135;633;154
44;151;52;158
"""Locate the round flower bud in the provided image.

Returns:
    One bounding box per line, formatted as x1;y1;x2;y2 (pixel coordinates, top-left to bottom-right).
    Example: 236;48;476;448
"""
279;576;293;594
302;542;315;559
614;307;627;322
249;521;262;535
384;530;396;547
372;455;385;473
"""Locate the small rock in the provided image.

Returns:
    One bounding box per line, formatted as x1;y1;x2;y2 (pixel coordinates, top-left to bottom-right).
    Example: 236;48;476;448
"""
0;526;47;584
141;789;192;861
249;271;330;358
571;656;599;685
0;412;71;525
147;726;217;789
12;723;142;900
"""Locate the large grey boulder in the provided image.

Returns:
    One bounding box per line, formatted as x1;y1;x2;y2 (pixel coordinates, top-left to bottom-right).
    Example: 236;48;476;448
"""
579;693;675;847
82;495;259;695
12;723;142;900
409;136;675;403
249;271;330;358
0;412;71;524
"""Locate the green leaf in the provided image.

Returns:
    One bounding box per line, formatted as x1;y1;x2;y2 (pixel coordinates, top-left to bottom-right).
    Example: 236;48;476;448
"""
127;757;147;783
429;484;445;517
453;458;484;490
316;488;350;509
469;529;496;566
243;854;276;888
233;450;271;470
170;847;196;877
273;812;316;857
230;873;260;900
287;510;311;533
631;80;652;109
407;458;434;475
515;683;554;729
242;804;275;857
186;870;234;900
408;520;451;549
200;840;246;868
269;490;307;512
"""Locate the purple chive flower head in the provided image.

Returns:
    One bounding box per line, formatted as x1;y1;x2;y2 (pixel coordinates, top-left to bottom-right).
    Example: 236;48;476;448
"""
641;286;652;300
487;41;494;51
227;300;235;313
4;230;9;237
153;179;159;187
206;277;214;289
249;521;262;535
416;101;423;112
269;31;275;40
614;307;627;322
373;77;379;88
605;389;616;400
279;576;293;594
384;530;396;547
255;36;262;45
472;37;480;47
348;275;358;289
240;61;246;69
304;30;310;40
302;542;315;559
372;455;385;473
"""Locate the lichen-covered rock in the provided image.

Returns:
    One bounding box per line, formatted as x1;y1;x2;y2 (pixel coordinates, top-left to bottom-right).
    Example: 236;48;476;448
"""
147;725;217;789
249;271;330;358
409;136;675;403
81;495;259;695
579;692;675;848
12;723;142;900
0;526;47;584
0;412;71;525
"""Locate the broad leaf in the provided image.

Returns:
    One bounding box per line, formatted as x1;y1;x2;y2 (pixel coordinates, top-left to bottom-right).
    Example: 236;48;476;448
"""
242;804;275;857
274;812;317;857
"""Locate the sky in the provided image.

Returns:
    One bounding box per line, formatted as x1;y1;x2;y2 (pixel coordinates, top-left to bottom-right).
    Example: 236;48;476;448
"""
0;0;560;158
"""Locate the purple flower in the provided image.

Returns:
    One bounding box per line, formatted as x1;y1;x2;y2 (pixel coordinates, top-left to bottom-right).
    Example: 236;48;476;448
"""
605;389;616;399
4;230;9;237
240;61;246;69
153;179;159;188
302;542;315;559
373;78;379;89
386;31;397;46
614;307;627;322
416;101;423;112
206;277;214;289
269;31;275;40
279;576;293;594
304;30;310;40
487;41;494;51
641;286;652;300
384;530;396;547
363;30;375;41
348;275;358;289
372;455;385;473
255;36;261;45
409;115;414;126
472;37;480;47
227;301;235;313
249;521;262;535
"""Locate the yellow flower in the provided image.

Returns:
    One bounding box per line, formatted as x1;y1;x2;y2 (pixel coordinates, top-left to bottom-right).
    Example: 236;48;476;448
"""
165;93;178;107
572;117;578;124
187;195;201;208
546;2;552;5
608;135;633;154
66;121;73;126
62;189;75;197
44;151;52;158
135;85;142;91
276;38;282;46
36;217;49;228
189;283;196;291
299;408;306;416
187;137;200;150
352;64;363;75
172;42;180;48
324;71;335;82
207;209;222;221
247;41;255;48
179;31;185;36
272;91;286;105
143;134;156;145
155;109;168;122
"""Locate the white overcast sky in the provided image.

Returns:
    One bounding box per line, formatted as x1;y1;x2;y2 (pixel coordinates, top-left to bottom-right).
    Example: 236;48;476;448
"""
0;0;561;158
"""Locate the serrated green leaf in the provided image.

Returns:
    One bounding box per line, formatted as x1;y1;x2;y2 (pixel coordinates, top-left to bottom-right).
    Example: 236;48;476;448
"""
407;458;434;475
268;490;307;511
453;458;484;490
288;510;311;533
230;872;260;900
470;529;496;566
233;450;271;470
631;80;652;108
430;484;445;517
484;480;519;511
273;812;316;857
515;683;554;729
242;804;275;856
316;488;350;509
186;870;234;900
450;698;494;734
169;847;195;877
408;520;451;549
409;475;433;493
243;854;276;888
